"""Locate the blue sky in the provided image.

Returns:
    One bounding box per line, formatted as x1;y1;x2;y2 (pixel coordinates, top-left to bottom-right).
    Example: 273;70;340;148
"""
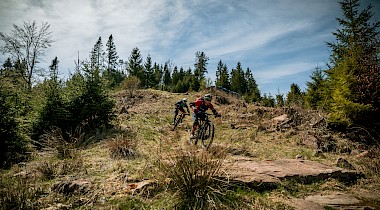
0;0;379;95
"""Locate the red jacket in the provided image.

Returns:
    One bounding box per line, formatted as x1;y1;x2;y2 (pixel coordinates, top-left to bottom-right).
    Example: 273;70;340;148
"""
191;97;215;114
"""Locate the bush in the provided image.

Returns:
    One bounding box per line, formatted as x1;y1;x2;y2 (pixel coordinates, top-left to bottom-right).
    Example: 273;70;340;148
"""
32;86;71;142
122;76;141;97
34;65;116;144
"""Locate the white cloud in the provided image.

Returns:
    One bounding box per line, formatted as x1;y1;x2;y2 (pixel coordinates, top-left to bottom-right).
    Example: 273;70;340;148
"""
1;0;379;95
255;62;314;84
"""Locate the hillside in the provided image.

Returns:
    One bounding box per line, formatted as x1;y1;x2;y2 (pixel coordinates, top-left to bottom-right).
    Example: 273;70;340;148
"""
1;88;379;209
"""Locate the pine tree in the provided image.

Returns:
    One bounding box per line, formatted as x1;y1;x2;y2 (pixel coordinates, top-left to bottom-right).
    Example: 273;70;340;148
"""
144;54;154;88
33;57;70;141
171;66;180;89
305;67;326;109
127;47;144;85
261;93;275;107
153;62;163;88
64;68;85;101
230;62;246;95
69;63;115;130
90;37;104;69
178;67;185;82
0;86;29;168
325;0;379;126
105;34;119;71
1;58;12;75
286;83;304;106
245;67;261;102
215;60;223;87
163;62;172;89
276;94;285;107
220;63;230;89
183;67;193;92
194;51;209;80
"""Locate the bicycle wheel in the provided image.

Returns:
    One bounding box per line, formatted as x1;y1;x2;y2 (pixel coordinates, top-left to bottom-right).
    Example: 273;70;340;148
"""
193;121;203;145
172;114;182;131
201;122;214;149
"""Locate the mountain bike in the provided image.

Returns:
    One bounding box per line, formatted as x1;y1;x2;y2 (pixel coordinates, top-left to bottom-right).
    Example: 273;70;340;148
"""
172;112;189;131
192;113;218;150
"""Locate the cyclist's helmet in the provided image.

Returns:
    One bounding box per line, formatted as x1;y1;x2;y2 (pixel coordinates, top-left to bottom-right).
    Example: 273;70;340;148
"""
183;98;187;102
204;94;212;101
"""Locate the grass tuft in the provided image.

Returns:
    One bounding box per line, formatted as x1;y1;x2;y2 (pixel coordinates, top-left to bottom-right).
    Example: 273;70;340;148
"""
41;126;86;159
108;134;138;159
0;174;43;209
355;147;380;177
159;149;239;209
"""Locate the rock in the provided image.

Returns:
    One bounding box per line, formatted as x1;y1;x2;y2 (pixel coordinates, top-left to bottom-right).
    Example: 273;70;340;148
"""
356;150;369;158
336;157;355;170
290;192;377;210
52;179;91;195
13;171;29;178
43;203;72;210
125;179;155;195
351;149;363;156
305;192;360;205
272;114;289;123
222;158;362;187
286;198;325;210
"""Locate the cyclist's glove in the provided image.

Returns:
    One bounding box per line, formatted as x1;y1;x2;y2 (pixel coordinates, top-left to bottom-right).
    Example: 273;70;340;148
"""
213;110;221;117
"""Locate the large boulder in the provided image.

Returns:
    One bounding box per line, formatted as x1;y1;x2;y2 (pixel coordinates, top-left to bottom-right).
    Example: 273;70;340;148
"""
222;158;362;186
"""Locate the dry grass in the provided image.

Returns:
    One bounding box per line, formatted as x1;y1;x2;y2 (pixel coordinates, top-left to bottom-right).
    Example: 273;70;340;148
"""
158;148;240;209
108;133;138;159
41;126;86;159
2;89;380;209
0;173;44;209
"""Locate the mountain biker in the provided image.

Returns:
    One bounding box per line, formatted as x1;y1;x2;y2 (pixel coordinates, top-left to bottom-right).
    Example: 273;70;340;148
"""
173;98;190;125
189;94;221;139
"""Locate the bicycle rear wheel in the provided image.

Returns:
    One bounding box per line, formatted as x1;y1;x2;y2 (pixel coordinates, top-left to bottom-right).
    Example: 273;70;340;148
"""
200;122;214;149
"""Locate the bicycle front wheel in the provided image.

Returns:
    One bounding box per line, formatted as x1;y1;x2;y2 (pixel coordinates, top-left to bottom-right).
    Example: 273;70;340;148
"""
200;122;214;149
172;114;182;131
